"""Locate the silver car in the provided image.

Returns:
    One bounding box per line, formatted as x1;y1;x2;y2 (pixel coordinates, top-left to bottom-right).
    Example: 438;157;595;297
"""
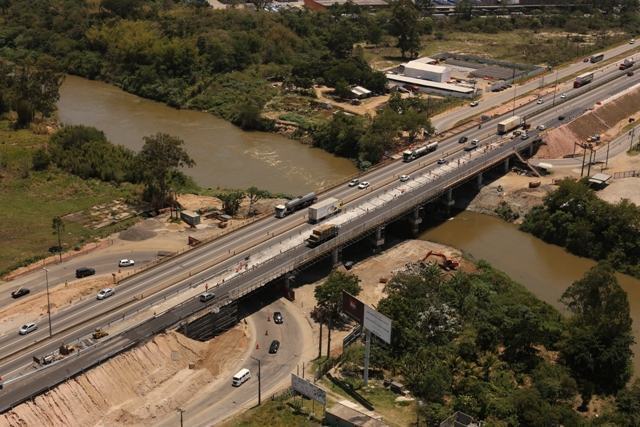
97;288;115;300
19;323;37;335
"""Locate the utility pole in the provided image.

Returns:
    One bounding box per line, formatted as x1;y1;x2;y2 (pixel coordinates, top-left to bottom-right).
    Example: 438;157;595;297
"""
363;329;371;386
177;408;184;427
580;143;587;177
250;356;261;405
603;141;611;171
586;146;595;177
43;268;52;338
318;320;323;359
326;317;332;358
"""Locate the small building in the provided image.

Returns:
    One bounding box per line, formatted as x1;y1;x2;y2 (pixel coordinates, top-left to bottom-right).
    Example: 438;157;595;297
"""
180;210;201;227
386;73;476;98
350;86;372;99
588;172;612;188
401;60;451;83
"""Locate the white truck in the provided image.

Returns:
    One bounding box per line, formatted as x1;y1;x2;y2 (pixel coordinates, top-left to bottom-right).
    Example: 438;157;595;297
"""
308;198;342;223
497;115;522;135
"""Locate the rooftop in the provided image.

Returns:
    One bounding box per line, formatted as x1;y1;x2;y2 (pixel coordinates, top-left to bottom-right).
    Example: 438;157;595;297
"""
386;73;474;94
404;60;448;74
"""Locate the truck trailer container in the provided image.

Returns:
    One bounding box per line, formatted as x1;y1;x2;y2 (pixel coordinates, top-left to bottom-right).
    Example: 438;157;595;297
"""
574;72;594;88
308;198;342;223
497;116;522;134
590;53;604;63
274;192;318;218
306;224;339;247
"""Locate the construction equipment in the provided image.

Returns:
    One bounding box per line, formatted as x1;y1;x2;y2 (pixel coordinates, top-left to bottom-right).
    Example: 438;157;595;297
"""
92;328;109;340
422;251;459;271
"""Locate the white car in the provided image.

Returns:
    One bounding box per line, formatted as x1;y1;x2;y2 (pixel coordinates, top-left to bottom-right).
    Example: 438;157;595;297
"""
469;101;479;107
560;94;566;99
536;124;546;131
97;288;115;300
536;99;544;104
358;181;370;189
631;39;635;44
119;259;135;267
19;323;37;335
472;138;480;144
348;179;359;187
399;175;410;182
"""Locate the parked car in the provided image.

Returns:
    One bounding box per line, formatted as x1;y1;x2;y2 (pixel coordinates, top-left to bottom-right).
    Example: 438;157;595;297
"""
348;178;359;187
358;181;370;189
399;175;410;182
273;312;284;324
19;323;37;335
458;136;468;144
118;259;135;267
269;340;281;354
97;288;115;300
11;287;30;299
75;267;96;278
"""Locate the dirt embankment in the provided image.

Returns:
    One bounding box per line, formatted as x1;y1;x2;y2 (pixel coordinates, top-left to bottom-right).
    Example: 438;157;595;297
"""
0;328;248;427
538;83;640;159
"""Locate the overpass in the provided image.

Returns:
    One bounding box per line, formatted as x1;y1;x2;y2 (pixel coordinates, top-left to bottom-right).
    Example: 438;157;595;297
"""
0;56;639;413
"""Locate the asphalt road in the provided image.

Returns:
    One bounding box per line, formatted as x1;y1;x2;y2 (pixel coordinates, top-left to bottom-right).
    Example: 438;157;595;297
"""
432;40;640;131
1;51;639;407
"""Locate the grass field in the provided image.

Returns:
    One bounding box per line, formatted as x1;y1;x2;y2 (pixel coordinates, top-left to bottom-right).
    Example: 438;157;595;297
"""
221;394;323;427
0;120;138;276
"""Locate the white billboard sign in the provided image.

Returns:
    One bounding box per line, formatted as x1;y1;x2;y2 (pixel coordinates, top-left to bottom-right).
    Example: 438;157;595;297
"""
364;305;392;344
291;374;326;405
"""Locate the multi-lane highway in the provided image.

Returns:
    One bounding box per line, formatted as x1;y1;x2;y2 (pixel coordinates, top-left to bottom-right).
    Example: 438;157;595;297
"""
1;45;639;412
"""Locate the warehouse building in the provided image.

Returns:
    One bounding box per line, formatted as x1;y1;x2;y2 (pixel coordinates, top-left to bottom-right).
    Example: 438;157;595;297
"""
401;60;451;83
385;73;476;98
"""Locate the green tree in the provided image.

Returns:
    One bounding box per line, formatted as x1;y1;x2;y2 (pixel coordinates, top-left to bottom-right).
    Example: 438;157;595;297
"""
313;112;366;158
137;133;195;210
390;0;421;59
219;191;245;216
246;186;269;217
314;270;362;324
31;148;51;171
560;263;634;399
52;216;64;262
455;0;473;20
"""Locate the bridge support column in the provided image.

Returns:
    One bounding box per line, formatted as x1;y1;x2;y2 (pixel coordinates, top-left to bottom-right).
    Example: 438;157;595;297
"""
283;273;295;301
372;226;385;252
331;247;341;267
476;172;484;190
410;207;423;235
504;158;510;173
528;144;534;157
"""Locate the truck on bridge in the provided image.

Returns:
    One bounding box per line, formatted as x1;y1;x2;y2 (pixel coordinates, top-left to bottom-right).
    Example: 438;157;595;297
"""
308;198;342;223
275;192;318;218
619;58;635;70
497;116;522;135
306;224;339;247
574;72;594;88
402;141;438;162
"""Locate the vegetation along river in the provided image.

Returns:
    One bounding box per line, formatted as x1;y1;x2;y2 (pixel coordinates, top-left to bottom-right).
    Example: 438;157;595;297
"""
421;211;640;375
57;75;357;195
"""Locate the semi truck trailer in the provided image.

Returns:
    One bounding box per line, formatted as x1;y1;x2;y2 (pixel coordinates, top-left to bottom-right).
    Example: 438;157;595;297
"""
306;224;339;247
402;141;438;162
574;72;594;88
274;192;317;218
497;116;522;134
619;58;635;70
308;198;342;223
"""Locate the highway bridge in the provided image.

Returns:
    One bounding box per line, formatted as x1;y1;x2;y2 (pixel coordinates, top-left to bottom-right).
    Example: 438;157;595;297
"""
0;52;639;412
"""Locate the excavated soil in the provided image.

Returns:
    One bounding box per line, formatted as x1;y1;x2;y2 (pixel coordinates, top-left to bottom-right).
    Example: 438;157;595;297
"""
0;328;248;427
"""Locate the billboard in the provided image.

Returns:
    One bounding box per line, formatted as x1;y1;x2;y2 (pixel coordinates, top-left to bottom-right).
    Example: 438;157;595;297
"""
291;374;326;404
364;305;392;344
342;291;364;323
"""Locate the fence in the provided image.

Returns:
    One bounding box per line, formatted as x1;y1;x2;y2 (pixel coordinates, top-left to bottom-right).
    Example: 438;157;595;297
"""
613;170;640;179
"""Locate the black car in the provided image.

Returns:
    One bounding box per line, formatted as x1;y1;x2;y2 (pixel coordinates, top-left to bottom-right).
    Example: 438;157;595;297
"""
273;312;284;324
269;340;280;354
558;115;565;121
75;267;96;278
458;136;468;144
11;287;30;299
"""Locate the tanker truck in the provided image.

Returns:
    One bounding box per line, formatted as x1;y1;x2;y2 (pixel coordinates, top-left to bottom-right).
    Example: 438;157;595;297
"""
274;192;318;218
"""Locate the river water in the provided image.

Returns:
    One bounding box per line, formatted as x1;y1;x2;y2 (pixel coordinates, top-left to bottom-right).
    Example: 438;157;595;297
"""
57;75;357;194
421;211;640;374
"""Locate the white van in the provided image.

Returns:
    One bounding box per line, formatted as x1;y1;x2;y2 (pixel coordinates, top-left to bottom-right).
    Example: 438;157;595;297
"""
232;368;251;387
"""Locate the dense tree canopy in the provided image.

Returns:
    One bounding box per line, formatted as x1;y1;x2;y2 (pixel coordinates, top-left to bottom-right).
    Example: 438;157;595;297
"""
315;270;362;324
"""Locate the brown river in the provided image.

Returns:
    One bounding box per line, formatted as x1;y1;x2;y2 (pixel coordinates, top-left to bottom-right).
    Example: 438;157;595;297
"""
58;76;640;374
57;75;357;195
421;211;640;374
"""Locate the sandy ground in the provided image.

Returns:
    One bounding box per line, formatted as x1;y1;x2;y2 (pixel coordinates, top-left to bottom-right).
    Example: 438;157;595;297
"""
0;327;249;427
292;240;464;357
313;86;400;117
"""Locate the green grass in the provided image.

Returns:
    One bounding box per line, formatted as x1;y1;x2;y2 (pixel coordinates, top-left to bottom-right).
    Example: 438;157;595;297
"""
221;394;323;427
0;120;138;276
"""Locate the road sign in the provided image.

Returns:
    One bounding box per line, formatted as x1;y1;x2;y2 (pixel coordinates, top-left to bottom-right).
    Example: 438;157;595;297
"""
291;374;326;405
342;291;364;323
364;305;392;344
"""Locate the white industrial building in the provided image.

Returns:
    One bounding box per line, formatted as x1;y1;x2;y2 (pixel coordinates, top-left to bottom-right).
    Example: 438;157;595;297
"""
385;74;476;98
401;60;451;83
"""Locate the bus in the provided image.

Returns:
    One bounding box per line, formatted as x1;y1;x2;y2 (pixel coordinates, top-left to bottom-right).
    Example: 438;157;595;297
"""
574;72;594;88
590;53;604;63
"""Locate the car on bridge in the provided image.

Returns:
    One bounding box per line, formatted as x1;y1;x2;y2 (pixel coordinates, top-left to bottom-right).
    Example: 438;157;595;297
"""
358;181;370;189
97;288;115;300
399;175;410;182
458;136;468;144
199;292;215;302
269;340;280;354
348;178;359;187
119;259;135;267
437;158;448;164
19;323;37;335
11;287;30;299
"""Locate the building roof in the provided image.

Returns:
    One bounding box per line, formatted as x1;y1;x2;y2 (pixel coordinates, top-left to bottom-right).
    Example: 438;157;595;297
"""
351;86;372;96
327;402;388;427
310;0;388;6
404;60;448;74
589;173;612;185
386;73;474;94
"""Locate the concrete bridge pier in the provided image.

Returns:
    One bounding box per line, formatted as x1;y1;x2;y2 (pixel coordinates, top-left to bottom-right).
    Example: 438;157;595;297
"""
410;207;423;236
476;172;484;190
504;158;510;173
283;273;296;300
528;144;534;157
331;247;341;267
372;226;385;252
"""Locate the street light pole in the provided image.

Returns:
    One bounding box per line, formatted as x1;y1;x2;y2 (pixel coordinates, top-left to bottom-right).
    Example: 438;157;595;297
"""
43;268;52;338
177;408;184;427
250;356;261;405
